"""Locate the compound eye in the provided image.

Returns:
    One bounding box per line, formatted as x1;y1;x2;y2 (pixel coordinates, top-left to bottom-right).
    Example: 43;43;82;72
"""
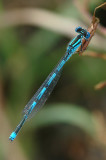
75;26;82;33
86;32;90;39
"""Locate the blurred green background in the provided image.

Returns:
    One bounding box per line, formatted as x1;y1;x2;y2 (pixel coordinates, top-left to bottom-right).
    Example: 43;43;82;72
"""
0;0;106;160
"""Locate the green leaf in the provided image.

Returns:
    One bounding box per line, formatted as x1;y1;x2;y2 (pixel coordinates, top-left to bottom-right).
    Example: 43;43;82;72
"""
27;103;96;138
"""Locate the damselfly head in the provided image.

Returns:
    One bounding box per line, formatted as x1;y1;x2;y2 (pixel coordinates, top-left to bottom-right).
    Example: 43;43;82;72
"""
75;26;82;33
75;26;90;39
85;32;90;39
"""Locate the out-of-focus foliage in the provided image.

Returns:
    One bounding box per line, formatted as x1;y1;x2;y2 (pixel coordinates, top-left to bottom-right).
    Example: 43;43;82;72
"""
0;0;106;160
26;104;96;136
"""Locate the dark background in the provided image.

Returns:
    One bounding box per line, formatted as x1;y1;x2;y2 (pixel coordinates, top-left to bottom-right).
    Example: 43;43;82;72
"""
0;0;106;160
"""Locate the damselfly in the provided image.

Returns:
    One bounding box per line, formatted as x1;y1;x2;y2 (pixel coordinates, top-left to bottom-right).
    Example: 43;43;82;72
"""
9;27;90;141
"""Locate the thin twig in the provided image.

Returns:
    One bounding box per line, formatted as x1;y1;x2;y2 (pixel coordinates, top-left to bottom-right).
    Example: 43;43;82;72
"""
82;51;106;60
74;0;106;35
77;17;99;54
94;81;106;90
77;2;106;54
